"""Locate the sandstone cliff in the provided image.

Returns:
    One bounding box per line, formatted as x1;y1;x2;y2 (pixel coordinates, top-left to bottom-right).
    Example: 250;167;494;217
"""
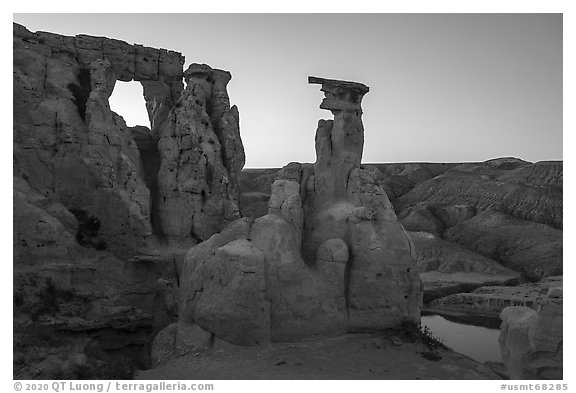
13;23;244;378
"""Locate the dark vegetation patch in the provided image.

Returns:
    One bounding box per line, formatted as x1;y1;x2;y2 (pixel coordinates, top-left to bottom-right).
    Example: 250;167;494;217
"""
392;321;446;361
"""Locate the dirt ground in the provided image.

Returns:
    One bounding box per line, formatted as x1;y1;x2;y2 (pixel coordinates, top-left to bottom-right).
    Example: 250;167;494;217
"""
135;332;502;380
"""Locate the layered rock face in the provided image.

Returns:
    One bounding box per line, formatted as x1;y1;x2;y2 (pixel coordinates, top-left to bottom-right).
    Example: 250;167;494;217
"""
13;24;244;378
176;76;422;349
410;231;520;303
397;158;562;230
427;276;562;316
499;285;563;379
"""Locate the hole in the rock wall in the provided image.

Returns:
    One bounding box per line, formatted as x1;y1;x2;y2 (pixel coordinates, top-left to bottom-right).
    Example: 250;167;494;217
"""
109;81;150;128
69;209;107;250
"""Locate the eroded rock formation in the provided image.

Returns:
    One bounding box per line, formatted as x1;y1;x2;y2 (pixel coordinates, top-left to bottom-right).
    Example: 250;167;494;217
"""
14;23;244;254
499;284;563;379
175;76;422;350
13;23;244;378
238;158;563;303
157;64;244;244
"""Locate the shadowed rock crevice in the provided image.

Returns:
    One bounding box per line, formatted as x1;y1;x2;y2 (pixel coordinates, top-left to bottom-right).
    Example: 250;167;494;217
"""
130;126;163;237
67;68;91;121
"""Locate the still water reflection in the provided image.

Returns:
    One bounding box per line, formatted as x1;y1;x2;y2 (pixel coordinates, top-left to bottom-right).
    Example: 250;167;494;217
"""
421;312;502;363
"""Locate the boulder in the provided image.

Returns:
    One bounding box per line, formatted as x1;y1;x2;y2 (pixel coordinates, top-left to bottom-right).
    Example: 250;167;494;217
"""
190;239;269;346
499;290;563;379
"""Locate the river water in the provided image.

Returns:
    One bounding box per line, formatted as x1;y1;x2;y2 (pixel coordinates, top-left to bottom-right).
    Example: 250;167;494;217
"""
421;312;503;363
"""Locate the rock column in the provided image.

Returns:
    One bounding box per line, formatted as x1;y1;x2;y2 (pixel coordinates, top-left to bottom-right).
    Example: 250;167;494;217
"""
157;64;245;245
306;76;422;330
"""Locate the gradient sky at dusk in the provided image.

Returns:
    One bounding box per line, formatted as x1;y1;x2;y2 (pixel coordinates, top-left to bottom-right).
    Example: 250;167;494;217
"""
13;13;562;167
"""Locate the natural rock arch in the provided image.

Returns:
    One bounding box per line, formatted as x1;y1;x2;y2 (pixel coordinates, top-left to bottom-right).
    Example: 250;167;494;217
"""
13;23;245;254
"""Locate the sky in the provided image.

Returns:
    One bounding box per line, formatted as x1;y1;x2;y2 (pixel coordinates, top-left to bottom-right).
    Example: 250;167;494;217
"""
13;13;562;167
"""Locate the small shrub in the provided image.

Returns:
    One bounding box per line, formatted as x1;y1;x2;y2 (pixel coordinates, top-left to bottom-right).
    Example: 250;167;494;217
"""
419;324;444;351
398;321;446;361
